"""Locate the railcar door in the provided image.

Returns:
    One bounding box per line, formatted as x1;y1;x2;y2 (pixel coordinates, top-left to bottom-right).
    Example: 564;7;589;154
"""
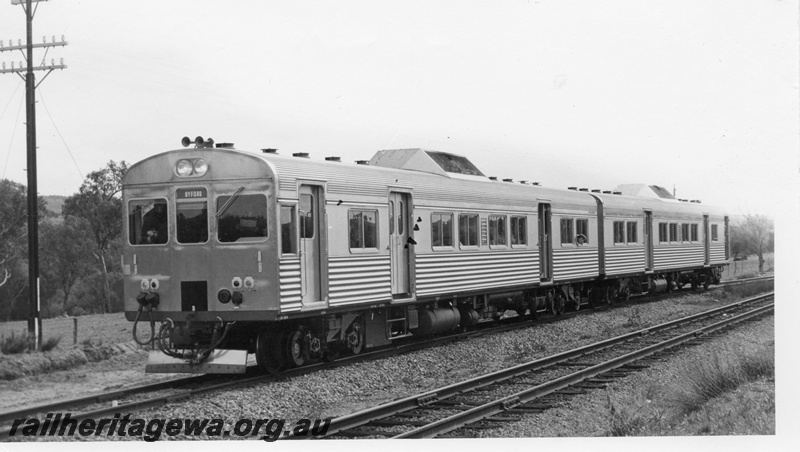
299;185;324;305
703;215;710;266
538;203;553;282
389;192;411;297
644;211;654;271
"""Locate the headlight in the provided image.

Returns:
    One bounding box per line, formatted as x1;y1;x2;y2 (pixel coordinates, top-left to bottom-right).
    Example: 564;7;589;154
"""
193;159;208;176
140;279;150;291
176;159;193;176
150;279;160;291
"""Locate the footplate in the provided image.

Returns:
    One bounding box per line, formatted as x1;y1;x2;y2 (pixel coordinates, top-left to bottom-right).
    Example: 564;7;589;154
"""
145;349;248;374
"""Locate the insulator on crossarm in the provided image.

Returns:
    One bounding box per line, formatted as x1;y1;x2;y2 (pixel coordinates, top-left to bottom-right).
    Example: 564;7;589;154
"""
61;35;65;43
42;36;46;43
60;58;63;65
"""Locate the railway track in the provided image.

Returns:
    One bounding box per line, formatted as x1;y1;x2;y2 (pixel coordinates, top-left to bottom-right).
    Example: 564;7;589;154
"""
0;276;772;438
321;291;774;439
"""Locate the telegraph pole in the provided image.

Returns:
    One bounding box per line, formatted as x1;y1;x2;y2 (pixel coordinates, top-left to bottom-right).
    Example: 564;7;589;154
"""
0;0;67;350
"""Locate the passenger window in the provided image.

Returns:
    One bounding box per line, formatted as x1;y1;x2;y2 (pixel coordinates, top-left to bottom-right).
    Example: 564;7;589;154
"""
576;219;589;244
691;224;699;242
431;213;454;248
489;215;507;246
626;222;638;244
280;205;296;254
659;223;668;242
511;216;527;246
681;224;690;243
561;218;574;245
216;194;267;243
711;224;719;241
349;209;378;249
129;199;168;245
613;221;625;244
458;214;479;247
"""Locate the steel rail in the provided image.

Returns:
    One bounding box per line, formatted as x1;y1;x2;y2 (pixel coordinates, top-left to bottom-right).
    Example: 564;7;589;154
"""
0;374;209;424
322;291;773;437
395;302;774;438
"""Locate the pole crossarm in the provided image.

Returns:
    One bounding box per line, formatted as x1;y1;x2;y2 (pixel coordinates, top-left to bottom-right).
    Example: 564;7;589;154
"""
0;63;66;74
0;62;66;73
0;39;67;52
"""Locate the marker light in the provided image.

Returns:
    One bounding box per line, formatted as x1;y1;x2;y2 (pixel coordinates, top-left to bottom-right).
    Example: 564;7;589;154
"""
193;158;208;176
176;159;193;176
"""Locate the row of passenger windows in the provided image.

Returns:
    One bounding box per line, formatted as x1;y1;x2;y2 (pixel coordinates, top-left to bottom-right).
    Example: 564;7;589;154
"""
433;213;528;248
657;222;710;243
277;206;722;255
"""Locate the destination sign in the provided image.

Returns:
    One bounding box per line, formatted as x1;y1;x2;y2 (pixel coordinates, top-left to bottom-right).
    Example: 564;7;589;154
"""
177;188;207;199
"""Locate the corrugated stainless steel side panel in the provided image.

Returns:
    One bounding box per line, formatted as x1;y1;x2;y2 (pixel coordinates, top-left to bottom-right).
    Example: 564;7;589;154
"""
328;255;392;306
279;258;302;312
709;243;726;263
653;244;705;270
604;247;646;275
416;251;539;296
552;248;599;280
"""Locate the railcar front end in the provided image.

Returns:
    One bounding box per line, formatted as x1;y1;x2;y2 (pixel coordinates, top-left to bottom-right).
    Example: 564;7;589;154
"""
123;141;280;373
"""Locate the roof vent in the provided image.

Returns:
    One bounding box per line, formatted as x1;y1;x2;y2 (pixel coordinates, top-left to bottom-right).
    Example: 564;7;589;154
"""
591;189;601;193
215;142;234;148
603;190;612;194
293;153;309;158
519;180;528;184
568;186;577;191
355;160;369;165
503;178;513;182
325;156;341;162
579;188;589;192
261;148;278;154
613;191;622;195
489;176;498;181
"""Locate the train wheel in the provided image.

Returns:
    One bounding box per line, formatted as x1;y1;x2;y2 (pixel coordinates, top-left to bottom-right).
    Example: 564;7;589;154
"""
622;287;631;302
546;292;556;315
605;286;617;305
285;328;306;368
255;329;284;375
345;319;364;355
555;293;566;315
516;306;528;319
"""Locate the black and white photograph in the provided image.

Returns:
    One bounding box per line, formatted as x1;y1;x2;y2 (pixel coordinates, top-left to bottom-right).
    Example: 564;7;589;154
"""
0;0;797;450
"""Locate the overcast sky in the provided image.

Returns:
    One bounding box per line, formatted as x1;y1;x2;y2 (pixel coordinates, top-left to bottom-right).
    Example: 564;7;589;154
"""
0;0;797;220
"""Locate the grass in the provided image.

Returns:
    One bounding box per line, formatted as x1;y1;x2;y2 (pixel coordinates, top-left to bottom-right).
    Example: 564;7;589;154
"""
670;346;774;414
0;312;131;349
600;334;775;437
718;279;774;300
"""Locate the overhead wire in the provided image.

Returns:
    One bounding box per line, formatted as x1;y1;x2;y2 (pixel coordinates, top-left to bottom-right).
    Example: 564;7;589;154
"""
38;87;83;181
1;86;25;180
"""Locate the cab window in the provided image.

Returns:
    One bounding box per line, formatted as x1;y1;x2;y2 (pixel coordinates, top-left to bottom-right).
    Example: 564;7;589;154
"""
216;194;267;243
129;199;168;245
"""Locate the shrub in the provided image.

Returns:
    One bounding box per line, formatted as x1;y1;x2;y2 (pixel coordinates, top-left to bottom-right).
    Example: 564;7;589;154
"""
41;336;62;352
1;331;33;355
